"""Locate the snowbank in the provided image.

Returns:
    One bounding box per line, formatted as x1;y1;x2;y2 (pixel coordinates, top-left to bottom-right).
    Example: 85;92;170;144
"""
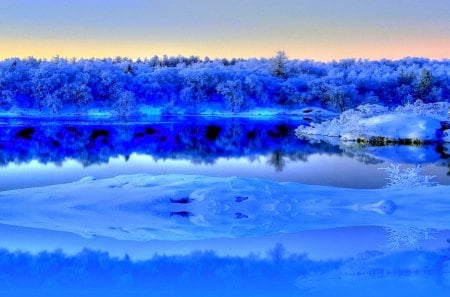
296;103;449;143
0;174;448;241
0;106;332;119
341;113;441;142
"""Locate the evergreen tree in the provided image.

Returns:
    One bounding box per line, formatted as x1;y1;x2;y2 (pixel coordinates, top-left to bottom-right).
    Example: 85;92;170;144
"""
414;68;433;101
271;51;288;78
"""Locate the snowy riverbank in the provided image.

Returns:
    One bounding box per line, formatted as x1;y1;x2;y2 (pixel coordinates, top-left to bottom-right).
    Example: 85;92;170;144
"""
296;101;450;143
0;106;337;121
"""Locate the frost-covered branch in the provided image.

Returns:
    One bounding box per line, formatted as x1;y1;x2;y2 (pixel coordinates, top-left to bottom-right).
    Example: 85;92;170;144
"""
380;164;437;188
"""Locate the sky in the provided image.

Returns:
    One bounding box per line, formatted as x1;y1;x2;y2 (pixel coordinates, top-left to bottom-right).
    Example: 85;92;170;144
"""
0;0;449;61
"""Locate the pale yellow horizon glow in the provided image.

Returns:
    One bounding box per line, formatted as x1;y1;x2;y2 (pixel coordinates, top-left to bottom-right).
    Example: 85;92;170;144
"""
1;38;449;62
1;0;449;62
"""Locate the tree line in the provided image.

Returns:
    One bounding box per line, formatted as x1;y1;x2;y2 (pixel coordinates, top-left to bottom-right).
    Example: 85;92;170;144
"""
0;53;449;115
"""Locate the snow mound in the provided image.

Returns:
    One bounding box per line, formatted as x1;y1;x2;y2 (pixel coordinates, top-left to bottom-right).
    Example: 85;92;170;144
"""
296;103;447;143
296;104;389;138
342;113;441;142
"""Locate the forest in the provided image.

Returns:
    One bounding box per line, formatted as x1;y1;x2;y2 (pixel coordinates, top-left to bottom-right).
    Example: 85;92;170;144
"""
0;53;449;116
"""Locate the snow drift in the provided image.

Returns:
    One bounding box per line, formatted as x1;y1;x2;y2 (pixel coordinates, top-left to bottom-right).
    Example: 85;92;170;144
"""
0;174;448;241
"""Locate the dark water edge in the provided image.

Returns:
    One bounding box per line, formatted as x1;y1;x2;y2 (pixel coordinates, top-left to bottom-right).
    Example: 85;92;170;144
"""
0;116;311;166
0;117;449;190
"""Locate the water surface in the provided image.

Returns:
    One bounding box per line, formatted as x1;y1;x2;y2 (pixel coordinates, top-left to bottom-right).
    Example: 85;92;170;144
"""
1;117;449;296
1;117;449;190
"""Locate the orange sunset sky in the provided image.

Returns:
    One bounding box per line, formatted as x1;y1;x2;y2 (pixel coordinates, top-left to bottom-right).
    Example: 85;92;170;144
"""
1;0;449;61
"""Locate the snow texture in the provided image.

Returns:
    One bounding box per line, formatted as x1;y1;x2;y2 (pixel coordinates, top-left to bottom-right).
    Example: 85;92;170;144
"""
296;102;448;143
0;174;449;241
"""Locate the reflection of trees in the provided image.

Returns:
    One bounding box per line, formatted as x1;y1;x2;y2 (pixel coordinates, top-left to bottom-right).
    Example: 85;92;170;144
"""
267;150;286;172
384;226;436;250
267;243;286;262
303;136;449;166
296;247;450;294
267;150;310;172
0;246;309;294
1;244;449;294
0;120;344;168
341;148;385;165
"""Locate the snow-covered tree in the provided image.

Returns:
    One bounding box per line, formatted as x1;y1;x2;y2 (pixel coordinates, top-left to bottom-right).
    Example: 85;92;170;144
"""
0;90;15;110
216;79;245;113
43;93;63;114
415;68;433;102
0;56;449;115
270;51;288;78
381;164;437;188
112;90;137;117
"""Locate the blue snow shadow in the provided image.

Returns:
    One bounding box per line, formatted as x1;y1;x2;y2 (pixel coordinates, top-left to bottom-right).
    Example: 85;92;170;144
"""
0;247;449;297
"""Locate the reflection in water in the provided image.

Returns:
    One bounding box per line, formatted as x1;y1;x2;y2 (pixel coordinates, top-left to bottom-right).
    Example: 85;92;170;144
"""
0;118;449;190
0;246;449;297
0;118;315;166
5;117;447;167
1;117;450;295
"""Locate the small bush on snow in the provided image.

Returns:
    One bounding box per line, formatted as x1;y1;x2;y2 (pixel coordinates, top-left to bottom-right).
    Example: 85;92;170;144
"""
380;163;437;188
